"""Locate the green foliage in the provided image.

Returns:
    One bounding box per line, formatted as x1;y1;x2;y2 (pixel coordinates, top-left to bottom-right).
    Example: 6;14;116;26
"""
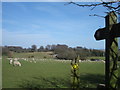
2;45;104;60
56;48;77;60
12;52;53;59
53;45;104;60
75;48;104;60
38;46;44;52
75;48;88;60
31;45;37;52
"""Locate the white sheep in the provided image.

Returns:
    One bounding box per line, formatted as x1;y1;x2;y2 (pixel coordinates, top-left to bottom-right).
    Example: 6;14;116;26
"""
9;59;13;64
79;60;82;62
32;58;35;61
13;61;21;66
102;60;105;63
14;58;18;61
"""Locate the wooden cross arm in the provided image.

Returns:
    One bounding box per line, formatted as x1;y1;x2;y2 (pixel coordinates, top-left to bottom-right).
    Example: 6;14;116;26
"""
94;23;120;40
94;27;108;40
110;23;120;37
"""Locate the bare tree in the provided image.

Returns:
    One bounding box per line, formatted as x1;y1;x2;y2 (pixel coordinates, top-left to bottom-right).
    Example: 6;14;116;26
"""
65;0;120;15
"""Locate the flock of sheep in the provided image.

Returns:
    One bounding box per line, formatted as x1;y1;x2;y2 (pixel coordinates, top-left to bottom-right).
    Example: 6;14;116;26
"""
8;58;22;66
7;57;37;66
7;57;105;67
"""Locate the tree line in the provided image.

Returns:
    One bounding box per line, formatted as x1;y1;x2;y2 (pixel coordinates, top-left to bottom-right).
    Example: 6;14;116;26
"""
2;44;105;60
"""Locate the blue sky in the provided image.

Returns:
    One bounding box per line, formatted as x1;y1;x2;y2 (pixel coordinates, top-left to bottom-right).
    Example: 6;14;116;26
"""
2;2;108;49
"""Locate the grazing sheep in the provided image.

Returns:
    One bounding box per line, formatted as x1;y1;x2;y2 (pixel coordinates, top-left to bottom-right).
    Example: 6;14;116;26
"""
14;58;18;61
32;58;35;61
7;58;13;60
13;61;21;66
24;58;27;60
102;60;105;63
79;60;82;62
9;59;13;64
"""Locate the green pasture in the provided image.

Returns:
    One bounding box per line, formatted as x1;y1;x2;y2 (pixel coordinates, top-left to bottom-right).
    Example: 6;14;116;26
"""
2;52;105;88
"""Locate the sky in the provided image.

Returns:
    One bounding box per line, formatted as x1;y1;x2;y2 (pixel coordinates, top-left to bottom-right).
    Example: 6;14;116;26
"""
2;2;109;49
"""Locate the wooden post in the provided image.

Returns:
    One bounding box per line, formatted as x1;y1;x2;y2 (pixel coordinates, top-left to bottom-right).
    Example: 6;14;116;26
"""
105;11;118;89
71;56;79;88
94;11;119;89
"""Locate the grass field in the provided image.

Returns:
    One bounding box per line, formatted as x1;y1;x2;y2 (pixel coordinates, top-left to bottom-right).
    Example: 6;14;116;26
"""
87;56;105;60
2;52;105;88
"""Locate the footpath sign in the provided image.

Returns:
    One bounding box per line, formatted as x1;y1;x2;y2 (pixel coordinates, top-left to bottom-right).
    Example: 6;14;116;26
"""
94;11;120;89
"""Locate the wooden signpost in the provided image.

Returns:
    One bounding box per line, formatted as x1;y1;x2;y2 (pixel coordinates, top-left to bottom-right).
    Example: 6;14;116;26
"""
71;55;79;88
94;11;120;89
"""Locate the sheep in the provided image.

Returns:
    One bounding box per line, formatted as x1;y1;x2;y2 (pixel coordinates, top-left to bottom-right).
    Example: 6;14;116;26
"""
14;58;18;61
9;59;13;64
13;61;21;66
24;58;27;60
102;60;105;63
32;58;35;61
7;58;12;60
79;60;82;62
